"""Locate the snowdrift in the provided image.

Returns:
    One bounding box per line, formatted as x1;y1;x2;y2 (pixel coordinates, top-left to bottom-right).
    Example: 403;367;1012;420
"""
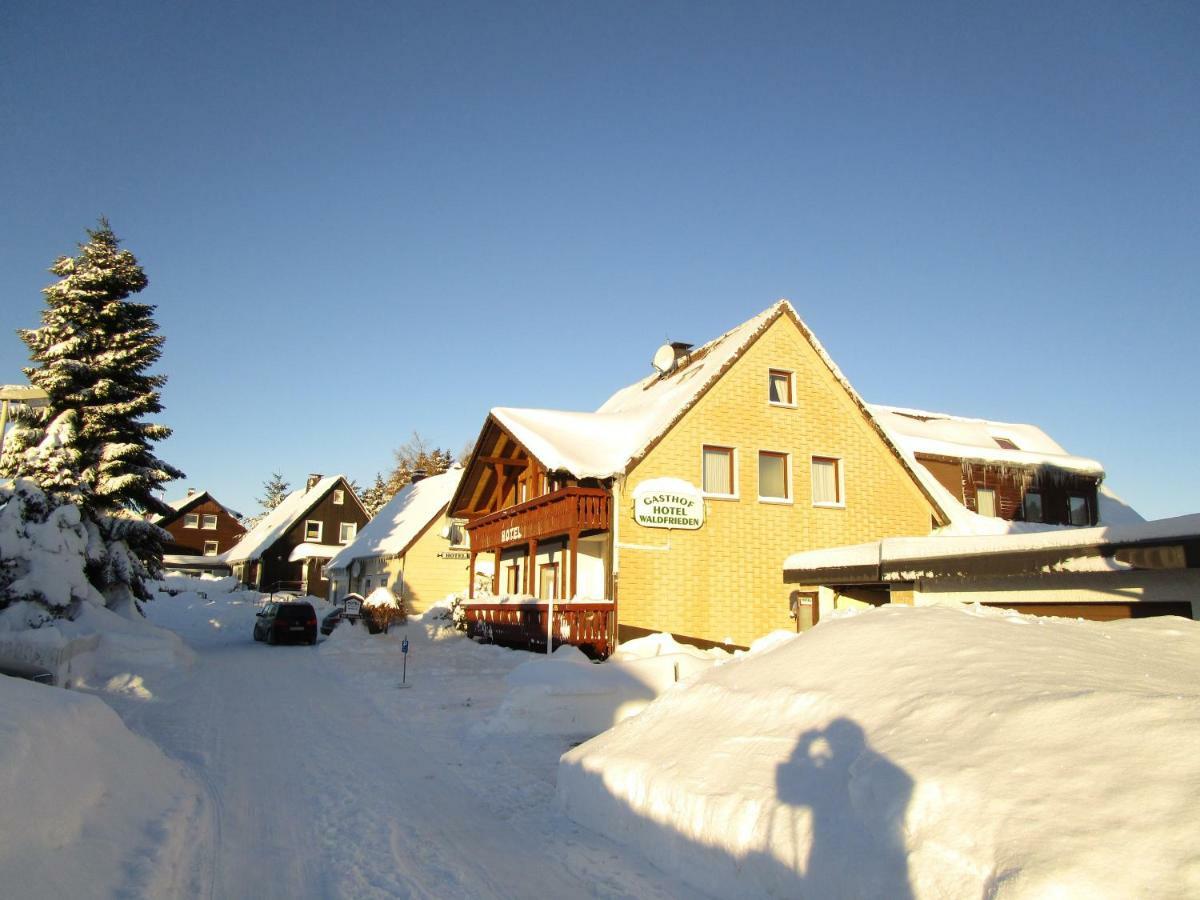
481;634;730;739
558;606;1200;898
0;675;201;896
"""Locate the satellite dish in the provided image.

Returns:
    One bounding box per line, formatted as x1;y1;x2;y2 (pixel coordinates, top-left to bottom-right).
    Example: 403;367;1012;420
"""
652;343;677;375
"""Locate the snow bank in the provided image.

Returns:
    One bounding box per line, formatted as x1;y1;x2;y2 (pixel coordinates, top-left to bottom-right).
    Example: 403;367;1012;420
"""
559;606;1200;898
0;675;201;896
364;586;400;608
482;637;728;739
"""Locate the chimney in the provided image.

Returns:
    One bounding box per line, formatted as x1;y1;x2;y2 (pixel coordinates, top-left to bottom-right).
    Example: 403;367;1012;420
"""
306;473;322;491
186;487;196;497
410;468;427;484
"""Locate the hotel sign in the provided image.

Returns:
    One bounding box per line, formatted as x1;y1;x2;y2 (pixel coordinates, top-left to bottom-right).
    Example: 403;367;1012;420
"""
632;478;704;531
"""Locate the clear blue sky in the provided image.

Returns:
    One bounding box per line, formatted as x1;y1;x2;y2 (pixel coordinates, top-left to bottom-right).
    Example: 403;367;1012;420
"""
2;0;1197;520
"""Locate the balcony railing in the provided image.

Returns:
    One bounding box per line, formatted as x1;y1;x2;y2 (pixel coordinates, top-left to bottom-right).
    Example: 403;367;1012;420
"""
466;487;611;551
462;600;615;660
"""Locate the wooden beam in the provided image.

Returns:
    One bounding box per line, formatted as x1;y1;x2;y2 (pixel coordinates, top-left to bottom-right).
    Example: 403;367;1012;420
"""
477;456;528;468
569;529;579;600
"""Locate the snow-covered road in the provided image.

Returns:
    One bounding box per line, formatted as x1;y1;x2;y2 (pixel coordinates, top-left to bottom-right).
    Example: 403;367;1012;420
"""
101;591;698;899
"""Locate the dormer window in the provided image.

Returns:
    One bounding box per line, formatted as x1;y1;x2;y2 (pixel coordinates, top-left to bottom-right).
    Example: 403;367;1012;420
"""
993;436;1019;450
768;369;795;406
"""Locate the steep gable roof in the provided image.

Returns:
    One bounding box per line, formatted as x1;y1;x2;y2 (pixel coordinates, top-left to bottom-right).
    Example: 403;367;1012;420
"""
226;475;350;563
327;468;463;572
468;300;949;523
152;489;243;524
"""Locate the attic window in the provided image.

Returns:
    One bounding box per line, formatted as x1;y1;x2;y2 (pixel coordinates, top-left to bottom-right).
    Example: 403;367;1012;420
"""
993;436;1020;450
305;520;323;541
768;370;794;406
201;514;218;530
333;490;345;505
184;513;199;529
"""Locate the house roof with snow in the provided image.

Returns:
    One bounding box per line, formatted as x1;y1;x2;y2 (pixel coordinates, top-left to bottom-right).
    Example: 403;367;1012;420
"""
783;513;1200;584
869;406;1104;475
155;489;244;523
864;405;1117;535
226;475;349;563
453;300;950;522
326;468;462;572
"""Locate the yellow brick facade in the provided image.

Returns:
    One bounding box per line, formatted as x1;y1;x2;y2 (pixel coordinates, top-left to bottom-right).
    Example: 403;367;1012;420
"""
391;514;473;614
618;314;936;648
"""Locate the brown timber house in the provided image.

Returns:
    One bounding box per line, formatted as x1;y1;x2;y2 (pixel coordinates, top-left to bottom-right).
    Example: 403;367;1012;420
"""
226;474;370;599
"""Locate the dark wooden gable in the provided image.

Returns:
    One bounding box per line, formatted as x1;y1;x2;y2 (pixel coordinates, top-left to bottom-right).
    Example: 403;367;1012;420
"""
450;417;550;519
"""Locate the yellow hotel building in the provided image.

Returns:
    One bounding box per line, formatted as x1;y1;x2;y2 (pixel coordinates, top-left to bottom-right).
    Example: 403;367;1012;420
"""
451;301;949;649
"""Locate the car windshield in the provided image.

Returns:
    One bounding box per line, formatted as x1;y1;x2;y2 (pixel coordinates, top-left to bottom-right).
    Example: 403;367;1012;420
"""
276;604;314;619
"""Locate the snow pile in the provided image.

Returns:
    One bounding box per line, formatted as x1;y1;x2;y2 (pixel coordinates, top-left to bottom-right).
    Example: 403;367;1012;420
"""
156;573;239;594
482;635;729;739
364;586;400;608
0;675;201;896
559;606;1200;898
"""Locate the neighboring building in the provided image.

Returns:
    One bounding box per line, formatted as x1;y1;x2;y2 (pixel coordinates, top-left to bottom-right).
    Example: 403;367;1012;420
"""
326;468;469;613
154;488;246;576
783;514;1200;622
871;406;1105;527
449;300;949;649
226;474;369;598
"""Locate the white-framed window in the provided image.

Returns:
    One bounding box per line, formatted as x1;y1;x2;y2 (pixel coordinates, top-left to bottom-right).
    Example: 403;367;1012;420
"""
203;540;219;556
338;522;357;544
1024;491;1043;523
184;513;199;528
757;450;791;503
1068;494;1090;526
811;456;844;507
768;369;795;407
201;514;218;530
976;487;997;517
333;489;345;505
701;445;738;498
304;520;323;541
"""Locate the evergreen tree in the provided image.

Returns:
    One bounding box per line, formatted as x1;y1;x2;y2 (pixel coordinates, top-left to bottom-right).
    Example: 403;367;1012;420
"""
257;473;291;511
385;432;453;494
0;220;182;612
359;472;391;517
1;219;183;517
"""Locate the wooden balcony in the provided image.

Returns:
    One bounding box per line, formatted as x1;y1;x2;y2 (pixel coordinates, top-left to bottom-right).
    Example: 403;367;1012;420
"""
463;600;615;660
466;487;611;551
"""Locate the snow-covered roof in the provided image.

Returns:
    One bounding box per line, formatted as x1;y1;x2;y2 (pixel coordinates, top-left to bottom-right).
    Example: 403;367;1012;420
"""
783;512;1200;579
870;405;1104;475
326;468;462;572
490;304;781;479
163;552;229;566
486;303;944;526
153;490;242;524
226;476;345;563
287;542;344;562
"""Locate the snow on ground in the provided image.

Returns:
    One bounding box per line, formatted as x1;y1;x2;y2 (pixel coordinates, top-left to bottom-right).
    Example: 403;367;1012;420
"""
0;673;204;898
559;605;1200;899
49;584;702;899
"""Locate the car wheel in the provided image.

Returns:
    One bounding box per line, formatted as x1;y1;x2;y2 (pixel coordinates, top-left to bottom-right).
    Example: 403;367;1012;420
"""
266;629;276;645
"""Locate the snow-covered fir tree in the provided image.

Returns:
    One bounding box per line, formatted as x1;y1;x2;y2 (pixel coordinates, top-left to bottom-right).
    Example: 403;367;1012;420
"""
257;473;290;511
0;220;181;615
1;219;183;516
359;473;391;517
